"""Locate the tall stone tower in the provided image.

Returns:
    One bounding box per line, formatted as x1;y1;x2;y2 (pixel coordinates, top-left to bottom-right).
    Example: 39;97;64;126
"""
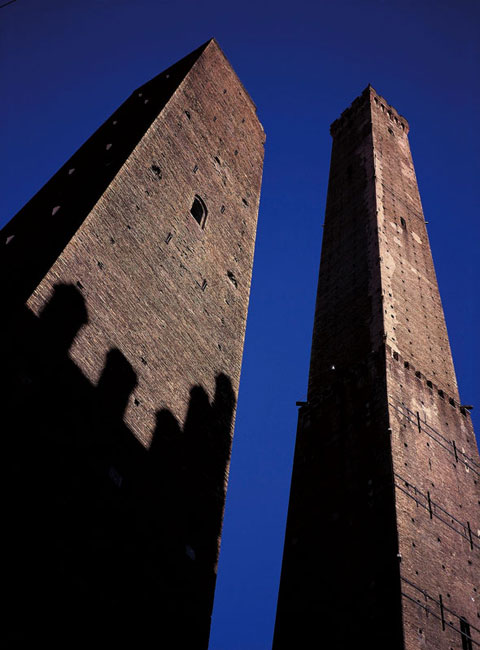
1;39;264;648
273;86;479;649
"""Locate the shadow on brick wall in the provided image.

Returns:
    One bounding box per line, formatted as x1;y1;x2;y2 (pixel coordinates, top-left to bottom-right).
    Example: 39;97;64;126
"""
1;283;234;648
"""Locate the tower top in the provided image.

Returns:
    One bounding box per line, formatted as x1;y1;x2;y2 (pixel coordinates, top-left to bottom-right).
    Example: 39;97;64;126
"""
330;84;409;136
130;38;259;115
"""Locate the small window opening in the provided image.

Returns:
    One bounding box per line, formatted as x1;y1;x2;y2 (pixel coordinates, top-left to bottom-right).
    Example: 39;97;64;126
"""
404;361;409;369
460;618;473;650
400;217;406;229
388;127;394;135
449;397;456;407
185;545;196;561
242;198;249;207
415;371;421;378
393;351;399;361
165;232;173;244
193;164;198;174
214;156;221;165
184;110;191;120
227;271;238;288
220;205;225;214
438;389;444;399
108;466;123;488
190;195;207;229
151;164;162;178
426;380;433;388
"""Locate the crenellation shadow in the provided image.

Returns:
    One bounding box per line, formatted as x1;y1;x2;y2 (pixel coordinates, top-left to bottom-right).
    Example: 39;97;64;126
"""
1;283;235;648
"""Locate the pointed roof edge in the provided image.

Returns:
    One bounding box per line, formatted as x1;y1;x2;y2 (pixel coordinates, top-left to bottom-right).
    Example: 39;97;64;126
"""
132;38;259;118
204;38;260;114
133;38;212;96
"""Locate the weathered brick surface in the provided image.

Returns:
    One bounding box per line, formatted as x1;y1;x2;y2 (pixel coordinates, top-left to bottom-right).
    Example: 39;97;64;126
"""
1;39;264;647
371;82;480;648
26;40;264;442
274;87;479;650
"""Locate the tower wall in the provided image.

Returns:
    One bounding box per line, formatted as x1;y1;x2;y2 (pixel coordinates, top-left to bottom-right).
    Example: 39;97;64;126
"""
25;40;264;440
371;87;480;648
273;87;479;650
1;40;264;648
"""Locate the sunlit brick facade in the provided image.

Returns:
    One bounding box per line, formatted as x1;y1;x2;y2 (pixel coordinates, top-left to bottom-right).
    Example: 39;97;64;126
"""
273;86;479;650
1;40;264;648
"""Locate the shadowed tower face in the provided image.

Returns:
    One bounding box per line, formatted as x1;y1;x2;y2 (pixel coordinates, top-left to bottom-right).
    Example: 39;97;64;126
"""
273;87;479;650
1;40;264;648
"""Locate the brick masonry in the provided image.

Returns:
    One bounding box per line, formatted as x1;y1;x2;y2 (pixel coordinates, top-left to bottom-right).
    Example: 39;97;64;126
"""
1;39;264;647
273;87;479;649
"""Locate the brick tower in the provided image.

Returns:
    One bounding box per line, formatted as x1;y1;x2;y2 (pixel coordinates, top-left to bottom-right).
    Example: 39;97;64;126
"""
1;40;264;648
273;86;479;649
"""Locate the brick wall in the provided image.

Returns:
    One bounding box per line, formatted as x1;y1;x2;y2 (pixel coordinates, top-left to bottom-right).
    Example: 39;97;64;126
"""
372;84;480;648
1;39;264;647
274;86;479;650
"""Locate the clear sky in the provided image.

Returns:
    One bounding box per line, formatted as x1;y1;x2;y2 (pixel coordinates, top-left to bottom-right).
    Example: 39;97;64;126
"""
1;1;479;648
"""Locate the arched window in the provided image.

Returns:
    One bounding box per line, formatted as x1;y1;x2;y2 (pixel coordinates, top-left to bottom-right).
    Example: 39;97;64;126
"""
190;195;207;229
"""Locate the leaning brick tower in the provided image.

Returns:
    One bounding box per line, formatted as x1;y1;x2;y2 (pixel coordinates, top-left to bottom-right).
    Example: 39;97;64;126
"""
1;39;264;648
273;86;479;649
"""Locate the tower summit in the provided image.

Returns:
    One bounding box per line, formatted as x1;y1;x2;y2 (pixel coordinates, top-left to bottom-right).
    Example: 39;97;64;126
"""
1;40;264;648
273;86;479;649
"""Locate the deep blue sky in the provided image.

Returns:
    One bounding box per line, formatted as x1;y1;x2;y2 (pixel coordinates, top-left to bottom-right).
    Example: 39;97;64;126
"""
2;1;479;648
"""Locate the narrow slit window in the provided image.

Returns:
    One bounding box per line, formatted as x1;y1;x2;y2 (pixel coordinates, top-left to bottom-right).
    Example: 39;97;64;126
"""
460;618;473;650
190;195;207;229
